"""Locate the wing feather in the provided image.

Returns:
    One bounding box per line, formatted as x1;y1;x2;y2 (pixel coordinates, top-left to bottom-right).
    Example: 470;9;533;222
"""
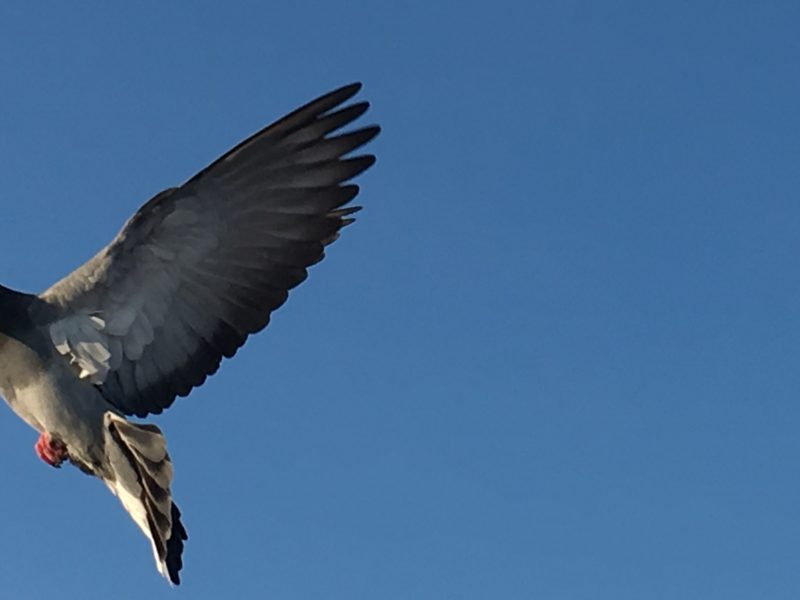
35;83;378;416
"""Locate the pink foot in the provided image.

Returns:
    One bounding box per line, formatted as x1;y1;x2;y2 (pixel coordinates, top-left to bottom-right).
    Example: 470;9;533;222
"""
34;433;68;468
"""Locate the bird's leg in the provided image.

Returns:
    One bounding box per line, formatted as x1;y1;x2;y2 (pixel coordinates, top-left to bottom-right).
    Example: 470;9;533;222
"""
34;433;68;468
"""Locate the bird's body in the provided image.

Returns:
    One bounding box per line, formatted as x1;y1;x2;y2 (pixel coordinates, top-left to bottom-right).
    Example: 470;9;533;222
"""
0;83;378;585
0;289;106;464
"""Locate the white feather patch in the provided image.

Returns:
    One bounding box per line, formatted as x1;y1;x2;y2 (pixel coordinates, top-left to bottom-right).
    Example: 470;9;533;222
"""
48;321;71;356
48;315;113;384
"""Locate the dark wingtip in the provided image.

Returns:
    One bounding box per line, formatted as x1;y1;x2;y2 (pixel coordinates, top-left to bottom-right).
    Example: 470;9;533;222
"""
339;81;363;96
358;125;381;147
329;205;362;219
319;82;363;110
349;154;376;170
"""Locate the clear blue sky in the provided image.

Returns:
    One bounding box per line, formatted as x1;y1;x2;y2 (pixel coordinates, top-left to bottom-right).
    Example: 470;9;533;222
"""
0;2;798;598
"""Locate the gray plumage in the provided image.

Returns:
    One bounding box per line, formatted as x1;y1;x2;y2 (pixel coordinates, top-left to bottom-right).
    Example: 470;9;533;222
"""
0;82;378;585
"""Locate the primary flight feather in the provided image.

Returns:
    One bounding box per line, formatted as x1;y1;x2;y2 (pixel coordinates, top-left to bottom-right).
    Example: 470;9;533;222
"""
0;82;378;584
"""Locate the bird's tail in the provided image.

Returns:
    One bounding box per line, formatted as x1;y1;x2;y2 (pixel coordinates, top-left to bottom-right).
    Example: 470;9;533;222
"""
102;412;188;585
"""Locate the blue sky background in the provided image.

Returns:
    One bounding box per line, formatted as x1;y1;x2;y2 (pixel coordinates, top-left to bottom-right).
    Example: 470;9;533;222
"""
0;2;798;598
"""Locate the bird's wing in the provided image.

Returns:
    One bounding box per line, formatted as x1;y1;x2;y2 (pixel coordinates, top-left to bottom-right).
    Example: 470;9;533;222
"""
36;83;378;417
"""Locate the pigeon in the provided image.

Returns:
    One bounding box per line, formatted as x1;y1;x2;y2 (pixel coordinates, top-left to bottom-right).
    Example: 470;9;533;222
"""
0;82;378;585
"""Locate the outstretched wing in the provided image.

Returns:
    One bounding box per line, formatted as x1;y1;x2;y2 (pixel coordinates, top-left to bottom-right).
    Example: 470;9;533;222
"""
37;83;378;417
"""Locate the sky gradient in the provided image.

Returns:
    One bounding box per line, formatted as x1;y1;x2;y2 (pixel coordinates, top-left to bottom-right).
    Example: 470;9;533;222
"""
0;2;798;599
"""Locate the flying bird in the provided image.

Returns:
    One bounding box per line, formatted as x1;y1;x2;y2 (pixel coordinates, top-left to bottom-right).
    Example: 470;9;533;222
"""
0;83;378;584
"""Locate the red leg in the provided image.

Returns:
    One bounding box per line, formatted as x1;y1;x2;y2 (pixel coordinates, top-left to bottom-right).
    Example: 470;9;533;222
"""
34;433;68;468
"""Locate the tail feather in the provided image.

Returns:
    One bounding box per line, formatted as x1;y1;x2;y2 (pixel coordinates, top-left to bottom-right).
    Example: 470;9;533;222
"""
166;503;188;584
103;412;188;585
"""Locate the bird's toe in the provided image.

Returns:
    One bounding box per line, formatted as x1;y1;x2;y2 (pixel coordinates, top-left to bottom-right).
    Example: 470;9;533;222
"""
34;433;68;468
